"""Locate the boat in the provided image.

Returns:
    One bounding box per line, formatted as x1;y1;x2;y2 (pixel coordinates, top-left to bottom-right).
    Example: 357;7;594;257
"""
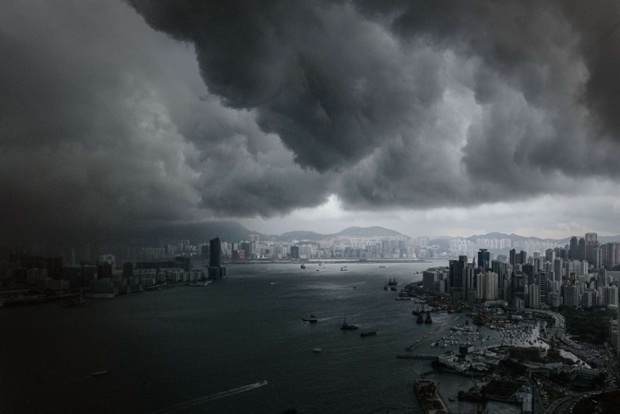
302;314;318;323
312;348;322;353
390;286;398;291
387;278;397;286
341;317;359;330
301;264;306;269
340;266;349;271
92;370;108;377
360;331;377;337
412;307;422;316
425;312;433;324
384;285;388;291
413;380;450;414
416;312;425;324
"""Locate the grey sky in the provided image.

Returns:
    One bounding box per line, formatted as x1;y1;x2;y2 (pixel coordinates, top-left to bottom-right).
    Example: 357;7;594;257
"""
2;0;620;246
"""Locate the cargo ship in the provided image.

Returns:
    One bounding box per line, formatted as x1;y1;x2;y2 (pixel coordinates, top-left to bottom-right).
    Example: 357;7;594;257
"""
413;380;450;414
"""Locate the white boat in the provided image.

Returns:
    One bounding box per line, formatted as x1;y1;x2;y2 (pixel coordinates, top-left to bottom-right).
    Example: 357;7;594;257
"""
312;348;322;353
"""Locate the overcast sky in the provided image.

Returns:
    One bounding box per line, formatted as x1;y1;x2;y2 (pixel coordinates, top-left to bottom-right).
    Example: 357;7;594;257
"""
2;0;620;245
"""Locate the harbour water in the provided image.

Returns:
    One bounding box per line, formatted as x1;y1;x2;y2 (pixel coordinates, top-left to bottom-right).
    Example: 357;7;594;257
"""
0;261;519;413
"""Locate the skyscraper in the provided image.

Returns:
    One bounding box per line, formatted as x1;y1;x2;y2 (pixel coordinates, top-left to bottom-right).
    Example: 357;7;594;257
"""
477;249;490;271
208;237;226;280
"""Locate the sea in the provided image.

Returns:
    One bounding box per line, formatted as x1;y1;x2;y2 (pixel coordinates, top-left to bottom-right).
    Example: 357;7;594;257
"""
0;261;522;414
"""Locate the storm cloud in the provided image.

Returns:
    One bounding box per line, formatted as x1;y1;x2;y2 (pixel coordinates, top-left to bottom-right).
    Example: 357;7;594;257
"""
1;0;620;246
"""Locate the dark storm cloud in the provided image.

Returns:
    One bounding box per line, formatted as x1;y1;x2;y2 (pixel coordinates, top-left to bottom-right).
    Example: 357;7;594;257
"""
4;0;620;247
128;0;620;207
0;0;328;246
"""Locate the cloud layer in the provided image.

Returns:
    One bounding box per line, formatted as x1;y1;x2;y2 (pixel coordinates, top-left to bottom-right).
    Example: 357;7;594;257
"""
2;0;620;245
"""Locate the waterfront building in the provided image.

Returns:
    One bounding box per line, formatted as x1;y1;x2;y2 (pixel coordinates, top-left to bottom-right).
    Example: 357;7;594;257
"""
208;237;226;280
448;255;468;300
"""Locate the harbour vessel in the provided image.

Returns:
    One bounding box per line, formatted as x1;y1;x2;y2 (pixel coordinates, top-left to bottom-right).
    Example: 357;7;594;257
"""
341;317;359;330
302;314;318;323
413;380;450;414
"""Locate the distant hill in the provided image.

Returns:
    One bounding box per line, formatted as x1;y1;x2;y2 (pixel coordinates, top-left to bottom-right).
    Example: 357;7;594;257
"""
334;226;403;237
277;230;325;241
275;226;405;242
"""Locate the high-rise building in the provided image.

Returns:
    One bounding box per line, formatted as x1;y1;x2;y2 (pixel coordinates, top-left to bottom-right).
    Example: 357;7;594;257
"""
208;237;226;280
477;249;490;271
569;237;578;261
448;256;468;299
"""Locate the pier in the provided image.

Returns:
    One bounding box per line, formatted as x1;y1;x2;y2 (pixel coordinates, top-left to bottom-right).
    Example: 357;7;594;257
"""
406;315;459;351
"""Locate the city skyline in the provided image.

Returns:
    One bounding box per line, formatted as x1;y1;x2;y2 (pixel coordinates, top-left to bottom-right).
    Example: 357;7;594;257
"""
3;1;620;247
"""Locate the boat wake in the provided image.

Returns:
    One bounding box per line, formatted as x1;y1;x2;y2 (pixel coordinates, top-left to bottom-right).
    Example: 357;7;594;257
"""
152;380;268;413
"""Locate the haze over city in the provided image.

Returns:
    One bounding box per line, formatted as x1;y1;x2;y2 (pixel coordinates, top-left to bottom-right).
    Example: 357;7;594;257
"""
2;1;620;247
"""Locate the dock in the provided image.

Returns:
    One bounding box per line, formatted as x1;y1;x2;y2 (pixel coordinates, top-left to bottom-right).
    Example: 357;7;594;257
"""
406;315;459;351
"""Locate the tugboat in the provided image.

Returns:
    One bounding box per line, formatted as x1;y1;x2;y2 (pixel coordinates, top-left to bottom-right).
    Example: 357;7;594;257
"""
425;311;432;324
302;314;318;323
341;317;359;330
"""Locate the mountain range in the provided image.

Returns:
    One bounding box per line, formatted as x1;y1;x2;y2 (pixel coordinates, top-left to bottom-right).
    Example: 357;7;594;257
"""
128;221;620;246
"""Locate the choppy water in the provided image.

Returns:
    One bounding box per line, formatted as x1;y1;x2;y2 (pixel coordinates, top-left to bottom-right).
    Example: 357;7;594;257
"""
0;261;519;413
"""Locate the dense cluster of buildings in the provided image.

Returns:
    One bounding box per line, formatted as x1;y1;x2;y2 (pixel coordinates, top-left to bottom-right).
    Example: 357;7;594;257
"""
91;234;435;263
0;238;226;297
423;233;620;311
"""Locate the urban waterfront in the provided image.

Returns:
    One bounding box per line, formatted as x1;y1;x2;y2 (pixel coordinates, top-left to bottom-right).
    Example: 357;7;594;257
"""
0;261;523;414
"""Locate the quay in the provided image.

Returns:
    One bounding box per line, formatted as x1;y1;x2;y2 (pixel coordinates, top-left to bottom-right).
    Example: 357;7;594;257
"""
406;315;459;351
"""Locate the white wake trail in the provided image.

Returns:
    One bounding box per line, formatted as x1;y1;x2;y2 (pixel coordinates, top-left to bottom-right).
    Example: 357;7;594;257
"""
152;380;268;413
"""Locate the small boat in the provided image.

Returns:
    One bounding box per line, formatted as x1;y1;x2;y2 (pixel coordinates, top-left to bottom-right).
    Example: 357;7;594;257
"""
301;264;306;269
360;331;377;337
387;278;397;286
341;317;359;330
302;314;318;323
340;266;349;271
390;286;397;291
384;285;388;291
312;348;322;353
92;370;108;377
